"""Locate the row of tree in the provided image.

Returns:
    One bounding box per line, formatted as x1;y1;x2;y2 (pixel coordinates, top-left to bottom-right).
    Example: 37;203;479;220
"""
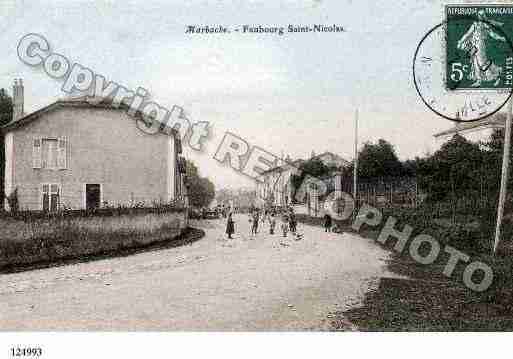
294;115;509;205
185;159;216;208
343;132;505;203
0;89;13;207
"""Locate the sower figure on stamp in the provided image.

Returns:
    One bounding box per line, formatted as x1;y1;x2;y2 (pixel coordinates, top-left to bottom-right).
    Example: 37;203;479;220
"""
457;10;506;87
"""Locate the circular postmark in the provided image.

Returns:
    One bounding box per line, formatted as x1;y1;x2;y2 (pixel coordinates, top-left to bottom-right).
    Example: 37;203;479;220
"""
413;16;513;123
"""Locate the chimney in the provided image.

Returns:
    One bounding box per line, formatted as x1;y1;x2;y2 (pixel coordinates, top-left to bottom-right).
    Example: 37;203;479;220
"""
12;78;24;121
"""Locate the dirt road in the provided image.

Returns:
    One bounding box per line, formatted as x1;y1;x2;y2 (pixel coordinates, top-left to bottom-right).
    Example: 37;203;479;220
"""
0;214;393;330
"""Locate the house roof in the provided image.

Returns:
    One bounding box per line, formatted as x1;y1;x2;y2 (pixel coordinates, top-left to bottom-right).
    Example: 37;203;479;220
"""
311;151;350;166
259;151;349;177
1;97;179;138
260;159;304;176
433;114;505;139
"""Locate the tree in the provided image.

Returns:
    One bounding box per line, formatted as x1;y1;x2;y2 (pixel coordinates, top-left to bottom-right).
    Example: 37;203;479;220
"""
185;160;215;208
357;139;404;180
291;158;331;202
0;89;13;208
417;134;485;201
215;188;232;206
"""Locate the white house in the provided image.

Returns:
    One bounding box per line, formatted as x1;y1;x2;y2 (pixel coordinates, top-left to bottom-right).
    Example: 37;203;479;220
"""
2;79;187;211
256;151;349;208
433;113;506;144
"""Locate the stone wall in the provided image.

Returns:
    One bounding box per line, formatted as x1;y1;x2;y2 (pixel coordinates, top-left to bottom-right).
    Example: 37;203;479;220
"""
0;209;188;269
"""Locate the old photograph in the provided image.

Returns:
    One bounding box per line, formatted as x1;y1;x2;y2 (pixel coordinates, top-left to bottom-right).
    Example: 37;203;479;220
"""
0;0;512;357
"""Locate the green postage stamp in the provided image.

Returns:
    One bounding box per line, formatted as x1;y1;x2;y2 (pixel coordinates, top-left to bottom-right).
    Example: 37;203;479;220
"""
445;4;513;90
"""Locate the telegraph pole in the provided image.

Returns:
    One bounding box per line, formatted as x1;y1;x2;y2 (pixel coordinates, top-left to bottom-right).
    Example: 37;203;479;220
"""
494;97;513;255
354;109;359;207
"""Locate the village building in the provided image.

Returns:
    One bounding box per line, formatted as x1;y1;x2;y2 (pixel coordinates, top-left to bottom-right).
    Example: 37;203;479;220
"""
310;151;350;168
433;113;505;143
2;79;187;211
256;157;303;207
256;151;349;209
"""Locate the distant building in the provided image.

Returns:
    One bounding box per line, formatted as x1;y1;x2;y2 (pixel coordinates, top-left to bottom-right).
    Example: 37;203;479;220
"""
2;79;187;211
311;151;350;168
433;113;505;143
256;151;349;208
215;187;257;210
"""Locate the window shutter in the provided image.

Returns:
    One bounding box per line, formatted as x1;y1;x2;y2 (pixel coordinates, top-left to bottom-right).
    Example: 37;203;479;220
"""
58;137;67;169
42;184;49;211
33;138;42;169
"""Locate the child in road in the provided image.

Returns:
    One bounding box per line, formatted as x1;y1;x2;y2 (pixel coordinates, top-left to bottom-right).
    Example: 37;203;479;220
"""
248;213;253;236
251;210;260;236
324;213;332;232
281;213;289;237
269;213;276;235
288;208;297;234
226;212;235;239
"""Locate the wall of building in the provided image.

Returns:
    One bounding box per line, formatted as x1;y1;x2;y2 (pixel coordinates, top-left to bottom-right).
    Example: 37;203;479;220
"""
7;106;177;210
4;132;14;204
257;169;291;207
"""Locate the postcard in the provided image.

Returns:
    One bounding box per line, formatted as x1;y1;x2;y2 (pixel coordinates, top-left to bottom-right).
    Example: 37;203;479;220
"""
0;0;511;357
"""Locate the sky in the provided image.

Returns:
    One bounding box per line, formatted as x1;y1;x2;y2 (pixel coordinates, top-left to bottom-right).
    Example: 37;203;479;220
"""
0;0;510;189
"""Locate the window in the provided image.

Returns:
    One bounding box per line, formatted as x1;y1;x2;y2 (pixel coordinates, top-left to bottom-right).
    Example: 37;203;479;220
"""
42;138;58;169
42;183;60;212
33;137;67;170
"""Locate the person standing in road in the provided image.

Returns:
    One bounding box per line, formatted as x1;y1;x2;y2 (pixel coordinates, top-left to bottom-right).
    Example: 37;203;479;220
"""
269;213;276;235
288;208;297;234
248;212;254;236
324;213;332;232
251;210;260;236
226;212;235;239
281;213;289;237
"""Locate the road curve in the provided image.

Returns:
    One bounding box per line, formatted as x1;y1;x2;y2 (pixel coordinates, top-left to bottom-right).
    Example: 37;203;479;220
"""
0;214;393;330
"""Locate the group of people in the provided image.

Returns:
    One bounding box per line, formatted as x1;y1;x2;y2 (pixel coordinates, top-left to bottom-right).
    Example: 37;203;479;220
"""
225;206;301;239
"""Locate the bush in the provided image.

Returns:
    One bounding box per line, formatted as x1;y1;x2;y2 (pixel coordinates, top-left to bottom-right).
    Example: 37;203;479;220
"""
6;188;18;213
0;198;186;222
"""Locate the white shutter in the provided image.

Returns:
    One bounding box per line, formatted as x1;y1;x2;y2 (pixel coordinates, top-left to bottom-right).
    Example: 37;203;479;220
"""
32;138;42;169
57;137;67;169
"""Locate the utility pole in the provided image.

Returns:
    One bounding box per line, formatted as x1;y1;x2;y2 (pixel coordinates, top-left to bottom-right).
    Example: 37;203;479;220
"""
354;109;359;207
494;97;513;256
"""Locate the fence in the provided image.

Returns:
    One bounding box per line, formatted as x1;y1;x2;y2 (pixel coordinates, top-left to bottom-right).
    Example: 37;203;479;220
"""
339;176;419;208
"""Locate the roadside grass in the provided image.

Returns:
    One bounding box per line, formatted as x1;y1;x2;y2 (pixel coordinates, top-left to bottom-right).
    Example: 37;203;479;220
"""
296;210;513;331
342;253;513;331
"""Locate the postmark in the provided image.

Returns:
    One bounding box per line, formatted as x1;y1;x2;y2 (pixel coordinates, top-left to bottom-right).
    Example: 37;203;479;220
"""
413;4;513;122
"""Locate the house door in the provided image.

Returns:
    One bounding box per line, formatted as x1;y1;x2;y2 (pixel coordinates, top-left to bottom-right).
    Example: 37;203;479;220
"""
86;184;101;210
